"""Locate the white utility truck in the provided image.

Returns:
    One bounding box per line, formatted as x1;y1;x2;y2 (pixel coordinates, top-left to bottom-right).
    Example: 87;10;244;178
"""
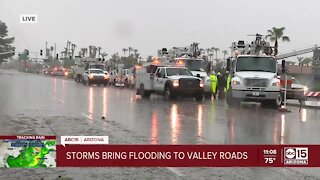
226;34;282;107
135;60;204;101
156;43;212;99
74;57;108;83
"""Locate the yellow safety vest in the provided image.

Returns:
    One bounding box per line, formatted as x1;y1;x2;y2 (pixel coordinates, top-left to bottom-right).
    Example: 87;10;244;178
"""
210;74;218;94
224;74;231;92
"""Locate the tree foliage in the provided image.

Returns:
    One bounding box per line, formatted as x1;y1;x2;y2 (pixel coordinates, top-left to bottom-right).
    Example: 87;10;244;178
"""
266;27;290;55
0;20;15;64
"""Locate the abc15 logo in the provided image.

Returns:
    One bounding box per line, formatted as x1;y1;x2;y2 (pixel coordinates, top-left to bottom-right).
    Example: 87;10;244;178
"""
284;147;308;160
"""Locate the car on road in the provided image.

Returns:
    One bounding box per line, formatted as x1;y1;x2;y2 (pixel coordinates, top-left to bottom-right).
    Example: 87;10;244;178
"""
281;77;308;102
83;68;109;86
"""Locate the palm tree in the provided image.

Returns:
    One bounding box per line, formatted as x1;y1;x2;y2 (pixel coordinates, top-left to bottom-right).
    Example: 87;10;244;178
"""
97;47;102;58
50;46;54;57
92;46;97;58
122;48;128;56
211;47;219;63
100;52;108;61
222;50;228;68
133;49;138;58
128;47;133;56
205;48;211;55
208;53;214;62
222;50;228;60
71;44;76;58
81;48;87;57
266;27;290;56
297;57;303;66
89;46;93;57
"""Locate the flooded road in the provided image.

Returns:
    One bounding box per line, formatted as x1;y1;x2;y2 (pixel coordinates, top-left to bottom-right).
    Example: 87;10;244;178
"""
0;69;319;179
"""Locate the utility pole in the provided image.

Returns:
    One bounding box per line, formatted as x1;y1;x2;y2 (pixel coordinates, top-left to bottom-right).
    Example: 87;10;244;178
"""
54;43;56;61
45;42;48;59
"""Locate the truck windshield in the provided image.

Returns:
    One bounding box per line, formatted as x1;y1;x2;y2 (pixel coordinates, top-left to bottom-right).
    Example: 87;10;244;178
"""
166;68;193;76
90;64;105;70
184;59;205;71
90;70;104;74
236;57;276;73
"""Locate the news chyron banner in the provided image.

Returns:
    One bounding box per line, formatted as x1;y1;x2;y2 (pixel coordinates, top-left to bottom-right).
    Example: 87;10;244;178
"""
57;144;320;167
0;136;56;168
2;135;320;167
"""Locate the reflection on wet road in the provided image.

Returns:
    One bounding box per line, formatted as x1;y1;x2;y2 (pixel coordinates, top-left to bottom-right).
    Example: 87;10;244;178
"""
1;70;319;145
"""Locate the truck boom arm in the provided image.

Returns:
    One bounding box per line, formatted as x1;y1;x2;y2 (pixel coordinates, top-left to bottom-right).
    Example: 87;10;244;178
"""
275;45;319;60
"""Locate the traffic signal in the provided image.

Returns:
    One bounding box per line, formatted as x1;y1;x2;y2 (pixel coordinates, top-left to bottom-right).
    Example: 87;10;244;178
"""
25;49;29;55
226;58;231;71
12;48;15;55
40;49;43;56
102;58;105;61
56;54;59;60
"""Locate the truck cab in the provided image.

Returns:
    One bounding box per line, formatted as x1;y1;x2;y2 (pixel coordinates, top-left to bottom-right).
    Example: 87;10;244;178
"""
226;55;281;107
136;65;204;101
174;57;212;98
82;68;109;86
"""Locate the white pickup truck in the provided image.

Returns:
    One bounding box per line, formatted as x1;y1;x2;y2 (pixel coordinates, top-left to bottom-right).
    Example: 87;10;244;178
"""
136;65;204;101
82;68;110;86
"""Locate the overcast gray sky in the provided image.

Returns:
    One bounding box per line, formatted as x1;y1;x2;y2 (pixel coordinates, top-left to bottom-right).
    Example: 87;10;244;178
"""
0;0;319;59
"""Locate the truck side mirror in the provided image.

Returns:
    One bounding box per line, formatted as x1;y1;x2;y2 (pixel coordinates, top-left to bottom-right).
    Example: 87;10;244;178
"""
281;59;286;73
226;58;231;71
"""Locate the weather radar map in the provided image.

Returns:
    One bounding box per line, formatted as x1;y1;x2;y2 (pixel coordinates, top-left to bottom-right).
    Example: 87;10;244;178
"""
0;136;56;168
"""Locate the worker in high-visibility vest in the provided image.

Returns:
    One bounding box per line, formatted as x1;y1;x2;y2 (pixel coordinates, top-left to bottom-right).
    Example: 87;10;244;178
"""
224;72;231;93
210;71;218;99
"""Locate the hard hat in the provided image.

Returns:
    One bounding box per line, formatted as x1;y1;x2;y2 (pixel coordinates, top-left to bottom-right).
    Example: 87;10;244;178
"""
217;72;221;76
211;71;216;75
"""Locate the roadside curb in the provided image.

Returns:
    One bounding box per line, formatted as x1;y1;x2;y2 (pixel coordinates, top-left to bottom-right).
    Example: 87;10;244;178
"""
287;102;320;109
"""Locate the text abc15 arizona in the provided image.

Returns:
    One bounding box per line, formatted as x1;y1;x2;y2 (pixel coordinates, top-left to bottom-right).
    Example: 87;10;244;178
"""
284;147;308;165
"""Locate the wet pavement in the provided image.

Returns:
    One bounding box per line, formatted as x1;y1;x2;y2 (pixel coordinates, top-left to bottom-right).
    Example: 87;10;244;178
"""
0;69;320;179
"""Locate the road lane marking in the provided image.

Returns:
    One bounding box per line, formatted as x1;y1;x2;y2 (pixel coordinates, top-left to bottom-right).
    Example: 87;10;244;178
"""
81;112;91;119
167;167;184;177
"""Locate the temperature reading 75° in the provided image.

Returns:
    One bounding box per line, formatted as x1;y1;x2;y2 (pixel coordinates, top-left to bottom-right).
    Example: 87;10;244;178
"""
265;157;276;164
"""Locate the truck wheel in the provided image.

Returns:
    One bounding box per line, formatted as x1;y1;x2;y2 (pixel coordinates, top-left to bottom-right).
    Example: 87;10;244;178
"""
270;96;282;108
195;93;203;102
164;87;176;100
140;84;151;98
204;92;212;100
226;89;241;107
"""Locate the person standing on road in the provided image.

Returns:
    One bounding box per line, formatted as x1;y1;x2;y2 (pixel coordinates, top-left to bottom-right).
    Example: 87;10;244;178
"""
217;72;226;99
210;71;218;99
224;71;231;93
